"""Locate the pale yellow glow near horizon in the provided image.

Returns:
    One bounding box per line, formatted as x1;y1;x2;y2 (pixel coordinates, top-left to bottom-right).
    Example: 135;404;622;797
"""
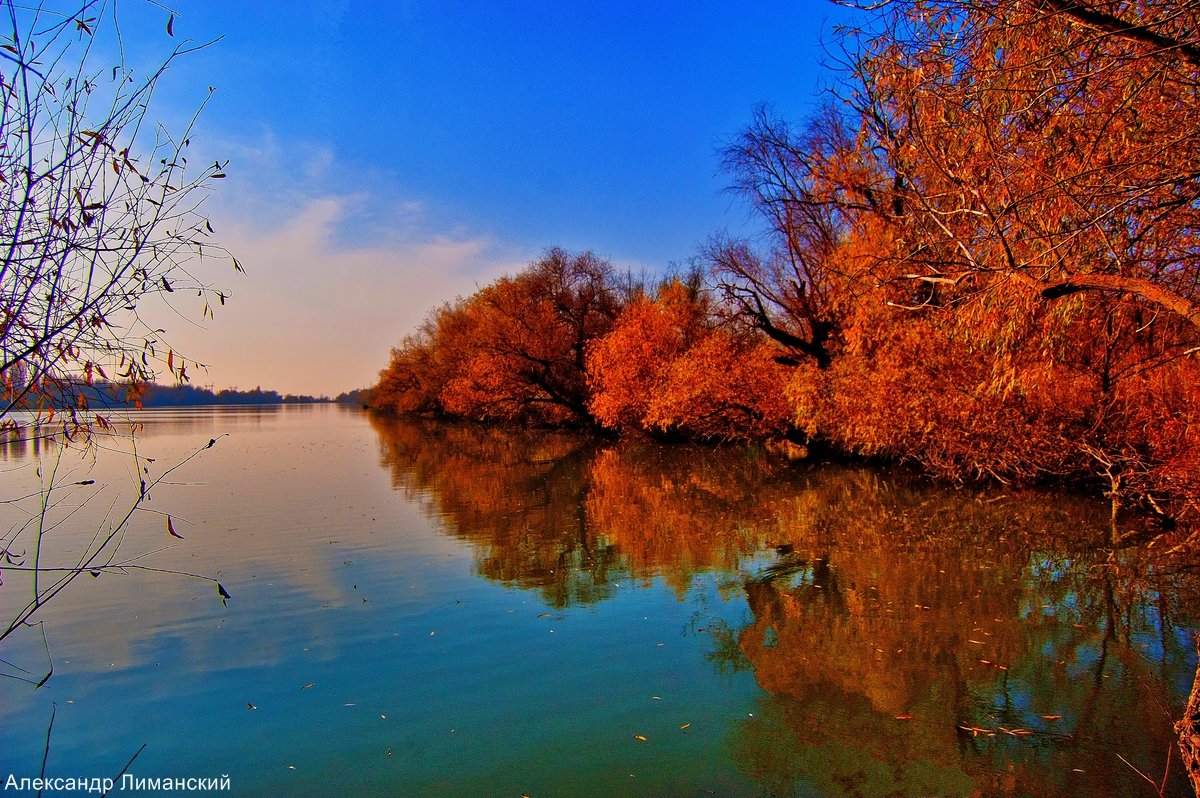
157;196;528;397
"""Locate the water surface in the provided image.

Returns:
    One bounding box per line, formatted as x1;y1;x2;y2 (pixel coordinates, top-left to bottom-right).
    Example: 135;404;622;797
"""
0;405;1196;796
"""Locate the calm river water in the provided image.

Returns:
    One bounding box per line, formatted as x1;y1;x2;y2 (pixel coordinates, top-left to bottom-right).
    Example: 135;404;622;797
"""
0;405;1196;797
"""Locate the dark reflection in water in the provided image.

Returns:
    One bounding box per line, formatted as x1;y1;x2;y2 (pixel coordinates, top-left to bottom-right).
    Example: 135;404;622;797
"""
373;414;1200;798
0;432;33;461
0;405;309;463
371;415;620;607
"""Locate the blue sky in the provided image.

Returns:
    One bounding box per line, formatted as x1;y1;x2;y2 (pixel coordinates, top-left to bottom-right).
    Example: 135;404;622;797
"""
114;1;856;394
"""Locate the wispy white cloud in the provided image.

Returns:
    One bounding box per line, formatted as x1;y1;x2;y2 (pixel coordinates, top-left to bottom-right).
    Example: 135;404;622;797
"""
160;150;529;396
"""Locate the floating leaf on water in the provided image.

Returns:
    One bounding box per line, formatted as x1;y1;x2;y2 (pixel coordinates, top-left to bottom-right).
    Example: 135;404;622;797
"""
301;683;315;690
633;735;647;742
1041;714;1063;721
679;723;691;730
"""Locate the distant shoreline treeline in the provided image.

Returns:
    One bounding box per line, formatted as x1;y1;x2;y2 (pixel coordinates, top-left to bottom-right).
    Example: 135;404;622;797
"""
140;383;327;406
8;381;370;410
139;384;371;406
370;0;1200;534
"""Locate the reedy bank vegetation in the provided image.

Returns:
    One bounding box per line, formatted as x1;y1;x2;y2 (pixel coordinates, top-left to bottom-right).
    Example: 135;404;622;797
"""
372;0;1200;530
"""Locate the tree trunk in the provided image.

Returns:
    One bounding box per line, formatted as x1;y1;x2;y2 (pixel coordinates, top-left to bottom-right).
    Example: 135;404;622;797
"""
1177;636;1200;796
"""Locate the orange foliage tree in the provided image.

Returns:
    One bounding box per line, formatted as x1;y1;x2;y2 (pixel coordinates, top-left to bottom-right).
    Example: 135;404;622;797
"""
374;0;1200;529
825;0;1200;518
842;0;1200;324
587;275;793;441
373;248;625;426
709;104;883;371
698;0;1200;522
442;249;622;424
374;299;477;415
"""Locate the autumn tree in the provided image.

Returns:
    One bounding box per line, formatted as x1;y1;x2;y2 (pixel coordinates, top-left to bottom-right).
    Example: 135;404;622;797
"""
840;0;1200;321
817;0;1200;519
374;299;477;416
373;0;1200;530
441;248;622;424
790;292;1099;484
710;104;897;371
695;0;1200;520
373;248;626;426
831;0;1200;395
588;274;793;441
0;1;235;434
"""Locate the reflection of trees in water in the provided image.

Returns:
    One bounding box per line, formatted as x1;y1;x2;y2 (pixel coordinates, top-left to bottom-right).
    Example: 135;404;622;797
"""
372;421;801;602
370;415;622;607
369;415;1200;796
585;442;794;596
731;494;1200;798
